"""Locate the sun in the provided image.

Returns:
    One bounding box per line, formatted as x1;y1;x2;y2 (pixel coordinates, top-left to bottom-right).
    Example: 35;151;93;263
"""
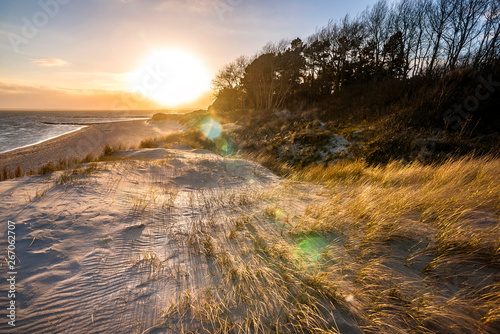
130;49;210;107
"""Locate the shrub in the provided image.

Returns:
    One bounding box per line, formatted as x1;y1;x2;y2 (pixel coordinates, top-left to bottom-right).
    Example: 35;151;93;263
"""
102;144;115;156
139;138;158;148
14;166;22;178
38;162;55;175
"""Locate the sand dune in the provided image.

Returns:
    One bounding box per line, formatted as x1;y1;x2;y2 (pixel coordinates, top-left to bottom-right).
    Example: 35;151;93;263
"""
3;143;496;333
0;147;283;333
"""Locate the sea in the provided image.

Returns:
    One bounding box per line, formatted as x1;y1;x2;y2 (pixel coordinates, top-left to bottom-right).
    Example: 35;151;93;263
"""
0;110;156;154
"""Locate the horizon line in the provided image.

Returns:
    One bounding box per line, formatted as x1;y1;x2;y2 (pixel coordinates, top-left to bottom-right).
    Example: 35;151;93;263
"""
0;108;208;112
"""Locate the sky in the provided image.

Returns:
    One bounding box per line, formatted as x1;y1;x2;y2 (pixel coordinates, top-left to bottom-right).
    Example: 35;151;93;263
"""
0;0;376;110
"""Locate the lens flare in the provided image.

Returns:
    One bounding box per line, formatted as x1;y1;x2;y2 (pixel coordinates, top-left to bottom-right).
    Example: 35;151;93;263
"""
216;137;234;155
294;235;329;262
201;117;222;139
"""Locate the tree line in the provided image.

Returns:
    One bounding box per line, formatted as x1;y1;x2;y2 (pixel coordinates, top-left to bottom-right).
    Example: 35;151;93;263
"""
211;0;500;112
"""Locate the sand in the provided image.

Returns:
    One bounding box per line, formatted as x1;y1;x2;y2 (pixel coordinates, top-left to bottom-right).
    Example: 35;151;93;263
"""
0;146;284;333
1;121;497;333
0;119;365;333
0;119;184;173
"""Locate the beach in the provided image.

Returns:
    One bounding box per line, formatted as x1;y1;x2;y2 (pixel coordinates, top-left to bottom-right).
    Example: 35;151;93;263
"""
0;119;183;173
0;118;499;332
2;0;500;331
0;144;289;333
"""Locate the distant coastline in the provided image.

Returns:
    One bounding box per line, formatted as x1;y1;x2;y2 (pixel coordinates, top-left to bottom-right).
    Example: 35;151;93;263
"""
0;110;158;155
0;119;183;173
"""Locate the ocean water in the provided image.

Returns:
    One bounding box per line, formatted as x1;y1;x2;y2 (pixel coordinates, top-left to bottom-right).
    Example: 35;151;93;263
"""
0;110;154;154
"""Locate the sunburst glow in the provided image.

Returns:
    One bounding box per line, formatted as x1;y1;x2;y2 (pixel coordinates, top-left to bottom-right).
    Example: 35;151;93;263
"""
130;49;210;107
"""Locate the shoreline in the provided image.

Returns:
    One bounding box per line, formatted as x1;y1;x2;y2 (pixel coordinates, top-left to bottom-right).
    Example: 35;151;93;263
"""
0;119;183;173
39;117;149;125
0;125;89;155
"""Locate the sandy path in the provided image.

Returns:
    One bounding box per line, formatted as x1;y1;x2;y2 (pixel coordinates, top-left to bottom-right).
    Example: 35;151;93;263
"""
0;119;183;173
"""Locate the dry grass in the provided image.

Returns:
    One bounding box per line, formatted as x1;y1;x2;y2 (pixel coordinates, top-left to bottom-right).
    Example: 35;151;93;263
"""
152;155;499;333
286;155;500;333
0;143;124;181
155;186;351;333
3;139;498;333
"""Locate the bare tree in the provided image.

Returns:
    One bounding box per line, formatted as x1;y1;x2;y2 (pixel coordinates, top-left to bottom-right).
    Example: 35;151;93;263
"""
210;56;250;112
260;39;291;56
427;0;456;72
211;0;500;113
390;0;430;78
475;0;500;67
443;0;489;69
211;56;249;97
362;0;390;70
411;0;433;76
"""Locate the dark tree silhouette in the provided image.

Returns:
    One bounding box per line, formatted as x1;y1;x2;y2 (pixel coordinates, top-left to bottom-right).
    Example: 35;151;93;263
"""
211;0;499;113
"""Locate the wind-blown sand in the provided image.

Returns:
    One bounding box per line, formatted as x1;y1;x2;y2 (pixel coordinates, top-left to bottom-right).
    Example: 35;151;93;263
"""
0;119;183;173
0;147;285;333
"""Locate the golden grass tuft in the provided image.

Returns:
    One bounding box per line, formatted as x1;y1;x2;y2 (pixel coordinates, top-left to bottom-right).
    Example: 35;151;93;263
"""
284;155;500;332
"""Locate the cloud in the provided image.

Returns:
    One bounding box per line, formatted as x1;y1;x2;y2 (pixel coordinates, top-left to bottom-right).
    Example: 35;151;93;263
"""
31;58;68;66
0;81;212;110
0;82;47;94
